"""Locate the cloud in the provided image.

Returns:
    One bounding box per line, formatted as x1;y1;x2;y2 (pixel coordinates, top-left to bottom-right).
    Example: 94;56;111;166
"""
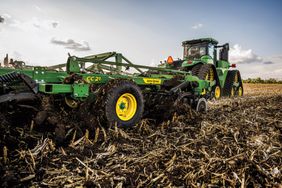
12;17;59;30
52;22;59;28
0;15;58;31
229;44;262;64
0;14;12;25
263;61;274;64
50;38;91;51
192;23;203;29
34;5;42;12
0;16;4;23
236;53;282;79
269;55;282;62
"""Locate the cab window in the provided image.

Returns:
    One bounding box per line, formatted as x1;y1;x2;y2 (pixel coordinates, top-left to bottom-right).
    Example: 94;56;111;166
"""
185;46;206;59
208;44;214;58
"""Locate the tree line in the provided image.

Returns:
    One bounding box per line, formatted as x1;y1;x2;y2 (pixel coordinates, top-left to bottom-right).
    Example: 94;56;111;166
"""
243;78;282;84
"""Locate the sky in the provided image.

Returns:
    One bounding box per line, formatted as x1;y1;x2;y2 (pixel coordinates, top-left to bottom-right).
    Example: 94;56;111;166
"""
0;0;281;79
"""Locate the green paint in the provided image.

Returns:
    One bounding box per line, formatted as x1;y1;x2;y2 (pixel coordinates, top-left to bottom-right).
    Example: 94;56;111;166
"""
0;48;219;101
119;102;126;110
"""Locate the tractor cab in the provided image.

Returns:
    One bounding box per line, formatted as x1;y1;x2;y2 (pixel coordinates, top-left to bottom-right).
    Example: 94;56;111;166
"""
182;38;231;68
182;38;218;63
162;38;231;71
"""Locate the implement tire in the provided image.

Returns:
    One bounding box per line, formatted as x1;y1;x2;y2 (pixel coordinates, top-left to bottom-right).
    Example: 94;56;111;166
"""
102;79;144;127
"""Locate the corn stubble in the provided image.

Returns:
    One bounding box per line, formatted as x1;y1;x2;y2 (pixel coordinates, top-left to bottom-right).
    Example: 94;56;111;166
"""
0;84;281;187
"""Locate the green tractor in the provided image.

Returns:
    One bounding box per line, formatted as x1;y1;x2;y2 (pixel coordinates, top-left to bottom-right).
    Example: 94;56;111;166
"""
0;38;244;128
161;38;243;99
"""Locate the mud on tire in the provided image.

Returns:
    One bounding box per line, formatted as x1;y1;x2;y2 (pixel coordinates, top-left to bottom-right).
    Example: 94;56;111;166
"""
91;79;144;128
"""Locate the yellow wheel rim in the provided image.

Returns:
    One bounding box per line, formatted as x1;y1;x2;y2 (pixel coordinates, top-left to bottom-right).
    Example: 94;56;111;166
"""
238;86;243;96
65;97;78;108
116;93;137;121
209;68;214;81
214;86;221;99
230;87;235;97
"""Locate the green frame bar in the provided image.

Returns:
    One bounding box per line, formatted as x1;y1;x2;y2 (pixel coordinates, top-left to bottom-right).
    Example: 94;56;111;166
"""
39;84;72;94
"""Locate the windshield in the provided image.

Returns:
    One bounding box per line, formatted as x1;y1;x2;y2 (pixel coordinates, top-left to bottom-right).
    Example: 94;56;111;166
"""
184;45;207;59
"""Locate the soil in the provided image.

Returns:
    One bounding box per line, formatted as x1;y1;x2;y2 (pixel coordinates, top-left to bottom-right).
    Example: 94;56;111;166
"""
0;83;281;187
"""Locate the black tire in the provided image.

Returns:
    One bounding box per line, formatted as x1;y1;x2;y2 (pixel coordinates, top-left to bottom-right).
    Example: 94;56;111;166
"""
191;64;202;76
235;71;243;96
195;98;207;112
223;71;235;97
223;70;243;97
236;85;244;96
197;64;215;81
197;64;220;98
104;80;144;127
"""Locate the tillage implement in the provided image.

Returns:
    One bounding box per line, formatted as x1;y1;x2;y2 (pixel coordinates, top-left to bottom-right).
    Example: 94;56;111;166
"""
0;38;243;127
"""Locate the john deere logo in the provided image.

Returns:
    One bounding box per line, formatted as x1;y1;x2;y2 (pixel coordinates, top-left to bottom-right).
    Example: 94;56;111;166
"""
143;78;161;84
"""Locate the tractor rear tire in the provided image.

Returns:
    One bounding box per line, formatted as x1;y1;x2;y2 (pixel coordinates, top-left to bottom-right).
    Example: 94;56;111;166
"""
223;70;243;97
236;85;244;96
103;80;144;127
223;71;235;97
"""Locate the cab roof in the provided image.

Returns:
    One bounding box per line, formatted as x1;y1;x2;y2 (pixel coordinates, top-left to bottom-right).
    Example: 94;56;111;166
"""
182;38;218;46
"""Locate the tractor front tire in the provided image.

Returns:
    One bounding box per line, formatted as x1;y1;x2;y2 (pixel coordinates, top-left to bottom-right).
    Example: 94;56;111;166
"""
197;64;221;99
191;64;202;76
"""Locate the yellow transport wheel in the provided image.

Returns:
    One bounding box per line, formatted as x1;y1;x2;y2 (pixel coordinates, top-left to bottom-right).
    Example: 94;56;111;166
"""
116;93;137;121
104;80;144;127
65;97;79;108
214;86;221;99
